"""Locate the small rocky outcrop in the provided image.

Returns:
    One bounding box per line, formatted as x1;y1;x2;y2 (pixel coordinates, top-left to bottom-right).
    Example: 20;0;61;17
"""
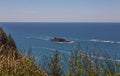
51;37;71;43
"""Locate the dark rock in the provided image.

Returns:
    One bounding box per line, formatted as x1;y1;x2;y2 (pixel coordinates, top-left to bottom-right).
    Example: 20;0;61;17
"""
51;37;71;43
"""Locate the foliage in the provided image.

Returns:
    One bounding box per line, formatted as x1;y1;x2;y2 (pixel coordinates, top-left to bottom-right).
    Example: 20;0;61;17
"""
0;45;47;76
42;51;64;76
42;45;120;76
0;28;47;76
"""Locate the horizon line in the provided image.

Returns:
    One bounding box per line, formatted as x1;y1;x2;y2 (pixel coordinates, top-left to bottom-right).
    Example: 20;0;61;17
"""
0;21;120;23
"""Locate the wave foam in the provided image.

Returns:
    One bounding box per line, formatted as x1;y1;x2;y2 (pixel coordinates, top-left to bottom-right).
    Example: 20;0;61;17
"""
54;41;75;44
25;36;51;41
32;46;70;53
26;36;75;44
89;39;120;44
32;46;120;62
25;36;120;44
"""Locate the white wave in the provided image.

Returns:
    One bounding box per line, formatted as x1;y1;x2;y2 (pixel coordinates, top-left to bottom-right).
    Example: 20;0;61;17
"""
25;36;75;44
89;39;100;42
37;36;50;41
60;37;120;44
32;46;70;53
91;55;120;62
25;36;51;41
88;39;120;44
25;36;120;44
116;41;120;44
32;46;120;62
53;41;75;44
69;41;75;43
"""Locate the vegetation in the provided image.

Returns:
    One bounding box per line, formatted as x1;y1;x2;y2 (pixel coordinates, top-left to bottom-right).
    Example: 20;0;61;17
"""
0;27;120;76
42;46;120;76
0;28;47;76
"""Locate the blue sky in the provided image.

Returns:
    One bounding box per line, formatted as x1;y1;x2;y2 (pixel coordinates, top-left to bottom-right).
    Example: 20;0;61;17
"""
0;0;120;22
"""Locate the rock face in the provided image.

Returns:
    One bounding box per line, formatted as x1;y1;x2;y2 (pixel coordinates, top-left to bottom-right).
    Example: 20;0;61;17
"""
0;28;16;48
51;37;71;43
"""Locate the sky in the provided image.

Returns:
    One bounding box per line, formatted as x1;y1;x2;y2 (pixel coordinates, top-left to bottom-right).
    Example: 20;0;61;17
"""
0;0;120;22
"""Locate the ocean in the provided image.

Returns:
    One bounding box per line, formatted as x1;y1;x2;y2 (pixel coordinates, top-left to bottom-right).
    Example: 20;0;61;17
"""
0;22;120;61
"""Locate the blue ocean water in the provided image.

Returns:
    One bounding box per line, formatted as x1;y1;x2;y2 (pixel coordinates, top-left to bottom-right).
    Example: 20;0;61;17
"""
0;22;120;60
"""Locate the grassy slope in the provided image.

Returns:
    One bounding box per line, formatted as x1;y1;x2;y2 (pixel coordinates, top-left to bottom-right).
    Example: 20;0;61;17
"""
0;28;47;76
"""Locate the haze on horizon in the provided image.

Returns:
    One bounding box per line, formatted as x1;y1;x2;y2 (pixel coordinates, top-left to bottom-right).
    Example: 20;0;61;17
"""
0;0;120;22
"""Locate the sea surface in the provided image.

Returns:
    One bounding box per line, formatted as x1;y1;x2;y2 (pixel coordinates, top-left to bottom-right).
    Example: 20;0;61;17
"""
0;22;120;61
